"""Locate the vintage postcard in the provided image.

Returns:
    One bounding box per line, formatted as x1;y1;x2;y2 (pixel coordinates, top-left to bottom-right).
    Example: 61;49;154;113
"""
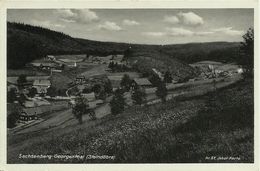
0;0;259;170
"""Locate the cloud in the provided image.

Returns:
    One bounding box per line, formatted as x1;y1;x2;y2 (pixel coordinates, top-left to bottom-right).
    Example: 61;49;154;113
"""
123;19;140;26
166;27;194;36
142;32;166;37
56;9;99;24
177;12;204;26
98;21;122;31
31;20;65;28
55;9;76;18
195;31;214;36
212;27;244;36
60;18;76;23
163;15;179;24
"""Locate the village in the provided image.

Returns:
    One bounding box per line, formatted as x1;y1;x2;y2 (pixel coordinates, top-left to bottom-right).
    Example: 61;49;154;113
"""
7;51;244;133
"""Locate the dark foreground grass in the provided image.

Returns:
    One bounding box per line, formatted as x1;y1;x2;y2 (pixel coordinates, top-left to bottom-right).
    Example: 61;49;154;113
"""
8;79;253;163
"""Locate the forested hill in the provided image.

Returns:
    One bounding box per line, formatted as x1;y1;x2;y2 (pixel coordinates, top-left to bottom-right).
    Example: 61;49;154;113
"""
7;22;241;69
162;42;241;64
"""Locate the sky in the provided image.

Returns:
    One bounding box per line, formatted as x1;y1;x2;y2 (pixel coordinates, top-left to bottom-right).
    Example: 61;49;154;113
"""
7;9;254;45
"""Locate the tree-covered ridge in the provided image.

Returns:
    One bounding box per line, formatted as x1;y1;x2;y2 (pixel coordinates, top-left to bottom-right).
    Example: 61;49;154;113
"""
7;22;241;69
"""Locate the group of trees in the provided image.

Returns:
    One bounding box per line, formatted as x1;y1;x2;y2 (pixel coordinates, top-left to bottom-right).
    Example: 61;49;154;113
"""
149;70;173;88
238;28;254;77
90;80;113;100
108;61;131;72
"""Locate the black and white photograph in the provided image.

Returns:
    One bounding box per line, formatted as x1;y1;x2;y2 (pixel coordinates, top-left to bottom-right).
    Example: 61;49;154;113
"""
5;8;255;164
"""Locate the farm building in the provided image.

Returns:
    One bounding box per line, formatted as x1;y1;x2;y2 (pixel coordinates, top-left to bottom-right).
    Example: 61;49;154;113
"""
32;79;51;94
132;78;153;89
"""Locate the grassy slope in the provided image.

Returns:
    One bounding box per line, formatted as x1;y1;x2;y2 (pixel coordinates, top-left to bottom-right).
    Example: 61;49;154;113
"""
8;78;253;163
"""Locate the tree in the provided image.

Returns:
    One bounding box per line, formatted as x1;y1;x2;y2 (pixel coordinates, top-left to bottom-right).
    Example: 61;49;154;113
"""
97;89;107;100
123;47;132;61
60;64;65;70
72;96;88;124
28;87;37;98
7;111;20;128
163;70;173;83
46;86;57;97
120;74;132;92
104;79;113;94
17;74;27;85
150;73;162;87
110;89;125;115
239;28;254;76
132;88;146;105
156;82;167;103
7;88;17;103
82;87;92;94
92;84;101;94
18;93;27;104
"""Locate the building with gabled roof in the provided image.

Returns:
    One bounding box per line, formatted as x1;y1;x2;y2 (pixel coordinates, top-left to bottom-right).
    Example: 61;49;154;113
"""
132;78;153;88
32;79;51;94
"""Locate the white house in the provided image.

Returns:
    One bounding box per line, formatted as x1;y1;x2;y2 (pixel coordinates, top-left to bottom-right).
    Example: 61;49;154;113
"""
32;79;51;94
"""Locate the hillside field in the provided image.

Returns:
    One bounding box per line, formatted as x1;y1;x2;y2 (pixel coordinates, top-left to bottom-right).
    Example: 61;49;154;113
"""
7;78;253;163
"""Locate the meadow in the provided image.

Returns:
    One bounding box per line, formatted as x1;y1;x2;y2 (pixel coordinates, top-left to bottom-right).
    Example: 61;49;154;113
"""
7;78;253;163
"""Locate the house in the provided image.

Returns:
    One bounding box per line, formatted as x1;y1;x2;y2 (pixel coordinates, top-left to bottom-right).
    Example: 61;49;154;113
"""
46;55;56;61
75;75;85;84
237;68;244;74
132;78;153;89
19;108;43;121
32;79;51;94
